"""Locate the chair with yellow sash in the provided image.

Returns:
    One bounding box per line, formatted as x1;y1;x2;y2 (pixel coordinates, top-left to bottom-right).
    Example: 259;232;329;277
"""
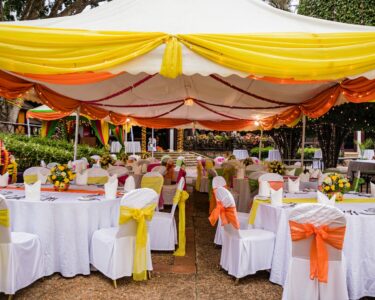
211;187;275;282
282;204;348;300
0;195;44;297
86;168;109;185
90;188;158;286
23;166;50;184
149;178;188;252
141;172;164;210
213;176;251;246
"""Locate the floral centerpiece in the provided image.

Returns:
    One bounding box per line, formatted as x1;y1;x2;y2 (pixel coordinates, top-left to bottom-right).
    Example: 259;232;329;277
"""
227;154;236;161
321;173;350;201
243;157;253;167
119;152;129;164
49;164;75;192
268;160;285;175
100;153;115;169
141;152;151;159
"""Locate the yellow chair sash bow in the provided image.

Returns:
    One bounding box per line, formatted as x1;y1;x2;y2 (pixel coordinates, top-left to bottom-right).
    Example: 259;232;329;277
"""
118;203;156;281
0;209;10;228
141;176;163;195
87;176;109;185
24;174;38;184
195;162;202;191
173;189;189;257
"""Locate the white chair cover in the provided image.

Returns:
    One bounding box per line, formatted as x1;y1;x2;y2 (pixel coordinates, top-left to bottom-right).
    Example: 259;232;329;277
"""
282;204;348;300
108;166;129;177
270;187;283;206
216;187;275;279
149;178;185;251
91;188;157;281
258;173;283;197
46;162;58;169
86;168;109;184
23;167;49;183
104;175;119;200
151;165;167;176
75;170;88;185
0;172;9;187
212;176;227;189
299;172;311;183
0;195;44;295
124;175;136;193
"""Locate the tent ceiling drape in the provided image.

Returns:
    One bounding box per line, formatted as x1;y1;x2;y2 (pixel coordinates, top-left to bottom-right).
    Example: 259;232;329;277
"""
0;0;374;130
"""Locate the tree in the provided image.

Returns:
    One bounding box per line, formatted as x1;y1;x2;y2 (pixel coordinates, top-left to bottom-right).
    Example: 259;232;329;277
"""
0;0;111;133
268;126;302;162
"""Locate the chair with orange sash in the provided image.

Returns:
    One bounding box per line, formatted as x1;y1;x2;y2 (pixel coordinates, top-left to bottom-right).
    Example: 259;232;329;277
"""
210;187;275;282
282;203;348;300
257;173;284;198
213;176;250;246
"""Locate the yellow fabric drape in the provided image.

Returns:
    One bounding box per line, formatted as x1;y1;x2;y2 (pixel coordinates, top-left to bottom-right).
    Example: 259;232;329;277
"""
118;204;156;281
24;174;38;184
0;209;10;228
87;176;109;185
249;197;375;225
173;189;189;257
195;162;203;192
101;120;110;146
40;121;48;138
0;25;374;80
141;176;163;195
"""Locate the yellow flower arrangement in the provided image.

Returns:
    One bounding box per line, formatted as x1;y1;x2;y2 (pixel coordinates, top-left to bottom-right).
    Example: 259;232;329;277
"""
268;160;285;175
321;173;351;201
49;164;75;192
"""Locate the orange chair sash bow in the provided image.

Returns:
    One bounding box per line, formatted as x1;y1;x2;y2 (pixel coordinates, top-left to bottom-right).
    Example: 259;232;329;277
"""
209;201;240;229
289;221;346;283
269;181;284;190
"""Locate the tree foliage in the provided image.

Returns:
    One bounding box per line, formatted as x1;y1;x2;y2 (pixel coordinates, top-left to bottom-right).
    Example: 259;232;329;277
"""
298;0;375;26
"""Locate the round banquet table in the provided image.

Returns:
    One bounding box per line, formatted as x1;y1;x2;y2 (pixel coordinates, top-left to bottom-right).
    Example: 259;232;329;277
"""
110;141;122;153
267;149;281;161
125;141;141;153
5;189;120;277
232;149;249;160
347;159;375;179
253;193;375;299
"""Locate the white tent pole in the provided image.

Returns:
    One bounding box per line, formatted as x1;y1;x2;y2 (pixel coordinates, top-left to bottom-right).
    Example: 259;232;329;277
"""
152;128;154;158
27;118;31;138
124;123;128;154
73;107;80;161
301;115;306;167
259;128;263;161
131;125;135;156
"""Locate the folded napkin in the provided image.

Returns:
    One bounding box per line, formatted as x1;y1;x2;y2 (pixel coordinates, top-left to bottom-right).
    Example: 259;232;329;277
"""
285;169;296;176
317;191;336;206
124;175;136;193
75;170;88;186
40;160;47;168
288;178;300;193
25;180;41;201
310;169;322;179
299;172;311;182
270;187;283;206
0;172;9;187
105;175;118;200
37;172;48;184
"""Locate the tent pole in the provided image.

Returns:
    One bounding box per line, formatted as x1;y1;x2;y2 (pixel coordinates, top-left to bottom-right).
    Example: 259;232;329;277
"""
124;123;128;154
151;128;154;158
27;118;31;138
301;115;306;168
258;128;263;161
73;107;80;161
131;125;135;156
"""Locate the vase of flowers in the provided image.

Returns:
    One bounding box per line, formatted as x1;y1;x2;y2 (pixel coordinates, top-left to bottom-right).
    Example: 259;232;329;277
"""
321;173;351;201
100;153;115;169
268;160;285;175
50;164;75;192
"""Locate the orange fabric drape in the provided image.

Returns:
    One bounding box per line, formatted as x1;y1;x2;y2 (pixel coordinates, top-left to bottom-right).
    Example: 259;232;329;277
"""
133;118;191;129
208;201;240;229
0;70;33;99
26;111;72;120
18;71;121;85
269;181;284;190
341;77;375;103
289;221;346;283
198;120;255;131
249;75;330;85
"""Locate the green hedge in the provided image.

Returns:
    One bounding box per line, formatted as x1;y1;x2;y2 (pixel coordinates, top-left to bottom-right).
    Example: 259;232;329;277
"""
296;148;320;160
0;133;105;171
250;146;274;160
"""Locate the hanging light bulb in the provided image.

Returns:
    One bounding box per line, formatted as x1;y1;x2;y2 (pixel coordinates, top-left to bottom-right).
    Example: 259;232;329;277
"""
184;98;194;106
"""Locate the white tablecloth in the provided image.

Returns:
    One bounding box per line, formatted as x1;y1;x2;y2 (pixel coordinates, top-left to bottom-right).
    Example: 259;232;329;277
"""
347;159;375;178
312;149;323;169
110;141;122;153
125;142;141;153
363;149;375;160
267;149;281;161
233;149;249;160
4;189;119;277
253;194;375;299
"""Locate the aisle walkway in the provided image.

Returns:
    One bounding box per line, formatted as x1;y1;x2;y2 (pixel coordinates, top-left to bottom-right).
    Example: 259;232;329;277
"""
7;191;282;300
